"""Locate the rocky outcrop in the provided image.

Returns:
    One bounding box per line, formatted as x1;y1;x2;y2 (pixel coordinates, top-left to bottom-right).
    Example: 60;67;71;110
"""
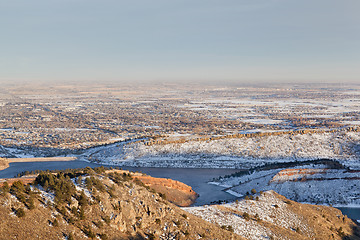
0;177;35;187
134;175;199;207
0;158;9;171
270;168;327;183
105;169;199;206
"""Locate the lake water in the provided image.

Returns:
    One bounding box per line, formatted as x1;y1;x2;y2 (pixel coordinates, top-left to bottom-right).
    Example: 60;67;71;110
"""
0;161;239;206
337;207;360;220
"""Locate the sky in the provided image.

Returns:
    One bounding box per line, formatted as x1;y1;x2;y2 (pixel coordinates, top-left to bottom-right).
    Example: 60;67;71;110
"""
0;0;359;84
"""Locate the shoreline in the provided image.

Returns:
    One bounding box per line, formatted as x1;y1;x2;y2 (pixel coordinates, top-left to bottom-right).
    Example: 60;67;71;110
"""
6;156;77;163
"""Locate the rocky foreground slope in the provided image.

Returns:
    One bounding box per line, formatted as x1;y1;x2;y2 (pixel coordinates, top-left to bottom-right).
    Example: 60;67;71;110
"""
0;167;240;240
0;167;359;240
185;190;360;240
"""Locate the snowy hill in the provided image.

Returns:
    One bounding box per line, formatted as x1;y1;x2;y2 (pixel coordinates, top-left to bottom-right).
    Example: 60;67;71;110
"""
88;131;360;169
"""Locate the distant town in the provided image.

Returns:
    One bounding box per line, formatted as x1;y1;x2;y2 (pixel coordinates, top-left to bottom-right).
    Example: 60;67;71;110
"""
0;82;359;150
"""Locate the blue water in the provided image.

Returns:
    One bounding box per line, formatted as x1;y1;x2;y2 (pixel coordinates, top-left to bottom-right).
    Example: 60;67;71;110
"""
0;161;239;206
337;207;360;220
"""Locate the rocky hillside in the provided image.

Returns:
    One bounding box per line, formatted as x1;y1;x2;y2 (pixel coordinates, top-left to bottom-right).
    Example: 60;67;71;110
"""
0;167;240;240
185;190;360;240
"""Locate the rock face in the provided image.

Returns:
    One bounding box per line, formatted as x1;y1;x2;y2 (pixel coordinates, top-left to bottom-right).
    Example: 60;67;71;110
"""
270;168;327;183
134;175;199;206
106;169;199;206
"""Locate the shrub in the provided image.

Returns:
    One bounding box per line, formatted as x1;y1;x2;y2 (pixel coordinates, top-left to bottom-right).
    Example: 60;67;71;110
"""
76;176;82;185
27;196;35;210
15;208;25;218
1;182;9;195
103;215;111;224
57;206;67;216
83;167;95;175
243;212;250;221
99;233;108;240
11;181;25;193
71;206;78;215
221;225;234;232
337;227;345;237
159;193;167;200
227;225;234;232
83;225;96;239
79;207;85;220
35;173;76;204
147;233;155;240
255;213;261;222
68;233;74;240
133;178;146;187
94;166;106;174
53;219;59;227
78;191;88;206
108;190;116;198
251;188;257;194
68;217;75;225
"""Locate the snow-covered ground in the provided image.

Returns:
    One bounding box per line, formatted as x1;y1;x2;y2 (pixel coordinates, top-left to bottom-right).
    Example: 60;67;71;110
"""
183;190;313;240
1;131;360;170
211;167;360;206
82;131;360;169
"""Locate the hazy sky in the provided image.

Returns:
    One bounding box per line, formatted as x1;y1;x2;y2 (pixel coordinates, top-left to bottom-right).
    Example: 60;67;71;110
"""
0;0;359;83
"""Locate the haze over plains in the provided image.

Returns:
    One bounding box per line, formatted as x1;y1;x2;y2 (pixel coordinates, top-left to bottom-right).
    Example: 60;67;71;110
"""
0;0;359;84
